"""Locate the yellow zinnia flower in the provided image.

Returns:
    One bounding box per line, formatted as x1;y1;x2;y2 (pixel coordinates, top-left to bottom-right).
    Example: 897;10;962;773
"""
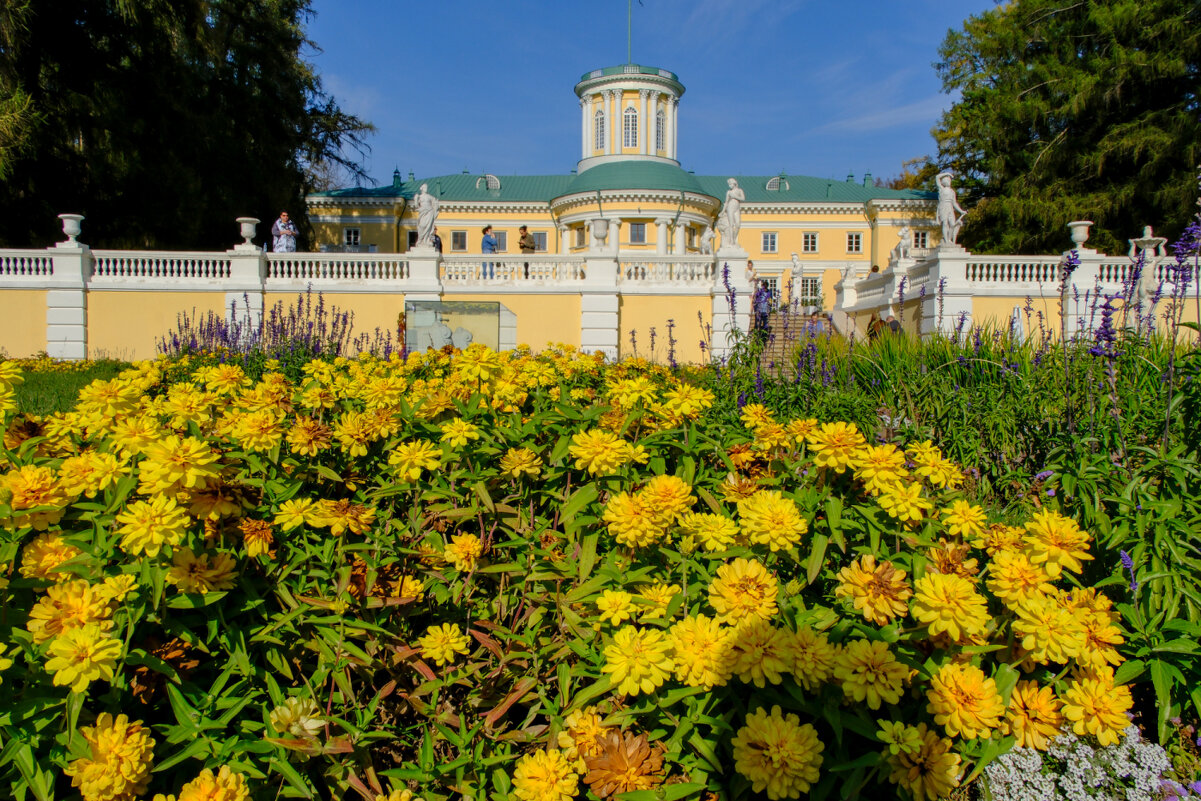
986;549;1056;607
789;627;838;692
925;662;1004;740
65;712;156;801
511;748;578;801
806;421;865;473
1023;509;1093;577
910;573;989;643
499;447;542;479
708;558;779;624
728;619;793;688
166;549;237;594
417;623;470;667
834;639;908;710
601;626;673;696
177;766;249;801
45;623;122;693
1005;680;1064;750
1012;593;1086;665
114;494;191;557
440;418;481;448
602;492;667;549
737;490;808;552
877;481;933;524
732;705;824;800
26;579;113;644
444;533;483;572
387;440;442;482
1059;673;1133;746
834;554;912;625
668;614;733;689
678;512;740;552
19;532;83;581
940;500;988;539
596;590;635;626
883;723;962;801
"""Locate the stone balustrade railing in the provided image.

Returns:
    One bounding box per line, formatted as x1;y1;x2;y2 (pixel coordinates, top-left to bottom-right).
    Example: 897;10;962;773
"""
439;254;587;285
618;256;716;287
91;250;233;281
266;252;410;282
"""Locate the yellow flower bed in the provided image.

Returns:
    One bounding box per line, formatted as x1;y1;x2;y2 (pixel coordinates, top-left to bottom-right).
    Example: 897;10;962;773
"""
0;346;1133;800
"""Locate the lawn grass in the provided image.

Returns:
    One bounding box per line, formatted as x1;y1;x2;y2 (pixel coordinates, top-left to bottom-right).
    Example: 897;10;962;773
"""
13;360;130;415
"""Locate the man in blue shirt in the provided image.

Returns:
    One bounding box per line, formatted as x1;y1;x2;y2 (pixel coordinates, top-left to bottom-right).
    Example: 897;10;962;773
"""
481;225;498;279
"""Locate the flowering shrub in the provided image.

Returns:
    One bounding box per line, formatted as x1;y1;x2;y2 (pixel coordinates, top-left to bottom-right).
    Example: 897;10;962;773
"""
0;346;1173;800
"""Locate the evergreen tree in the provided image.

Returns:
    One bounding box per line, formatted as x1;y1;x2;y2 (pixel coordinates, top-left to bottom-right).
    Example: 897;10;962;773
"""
0;0;371;249
933;0;1201;254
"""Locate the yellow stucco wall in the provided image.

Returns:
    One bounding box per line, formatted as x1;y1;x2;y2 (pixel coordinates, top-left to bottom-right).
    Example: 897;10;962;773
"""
448;293;581;350
618;295;710;364
263;292;405;347
89;291;229;360
0;290;47;358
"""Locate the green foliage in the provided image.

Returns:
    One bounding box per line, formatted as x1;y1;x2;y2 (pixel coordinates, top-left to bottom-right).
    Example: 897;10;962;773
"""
0;0;371;249
932;0;1201;254
6;358;128;415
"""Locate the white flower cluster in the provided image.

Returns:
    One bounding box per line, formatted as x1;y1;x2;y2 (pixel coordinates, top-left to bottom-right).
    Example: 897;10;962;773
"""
983;726;1189;801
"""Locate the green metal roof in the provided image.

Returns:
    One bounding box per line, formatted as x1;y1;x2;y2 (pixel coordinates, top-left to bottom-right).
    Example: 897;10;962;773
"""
559;161;706;197
311;168;932;204
693;175;932;204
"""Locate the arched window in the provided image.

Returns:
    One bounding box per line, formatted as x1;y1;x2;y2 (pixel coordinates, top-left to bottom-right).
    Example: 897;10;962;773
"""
623;107;638;149
475;174;501;190
594;108;605;151
655;108;665;152
766;176;790;191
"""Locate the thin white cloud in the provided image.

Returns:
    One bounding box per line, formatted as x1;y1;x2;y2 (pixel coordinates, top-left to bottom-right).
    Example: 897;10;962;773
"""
807;93;951;135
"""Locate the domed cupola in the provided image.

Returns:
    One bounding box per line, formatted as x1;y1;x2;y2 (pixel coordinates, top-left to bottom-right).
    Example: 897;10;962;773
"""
574;64;685;173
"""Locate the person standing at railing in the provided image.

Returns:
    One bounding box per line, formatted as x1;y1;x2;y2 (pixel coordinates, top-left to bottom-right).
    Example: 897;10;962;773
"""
272;211;298;253
518;225;536;279
481;225;498;279
432;227;443;254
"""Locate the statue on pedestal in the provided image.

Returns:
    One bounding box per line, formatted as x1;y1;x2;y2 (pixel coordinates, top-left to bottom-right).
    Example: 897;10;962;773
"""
414;184;439;247
891;225;913;263
700;226;714;255
936;172;966;246
721;178;745;243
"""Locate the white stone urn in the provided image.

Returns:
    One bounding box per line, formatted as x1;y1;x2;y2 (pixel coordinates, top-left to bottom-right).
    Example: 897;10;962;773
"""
1067;220;1093;248
236;217;260;246
591;218;609;242
58;213;84;244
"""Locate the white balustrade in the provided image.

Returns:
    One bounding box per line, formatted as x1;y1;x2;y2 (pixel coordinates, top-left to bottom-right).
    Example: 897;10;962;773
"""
91;250;232;280
618;256;715;286
963;257;1060;285
267;252;409;281
439;254;586;285
0;251;53;277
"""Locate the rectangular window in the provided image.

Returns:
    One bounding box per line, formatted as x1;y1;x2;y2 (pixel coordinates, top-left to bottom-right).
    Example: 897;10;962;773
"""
532;232;548;252
451;231;467;251
913;230;929;249
344;228;361;250
494;231;508;252
802;232;818;253
762;232;778;253
629;223;646;244
407;231;418;249
623;108;638;148
796;277;821;304
687;228;697;248
847;232;862;253
575;227;586;248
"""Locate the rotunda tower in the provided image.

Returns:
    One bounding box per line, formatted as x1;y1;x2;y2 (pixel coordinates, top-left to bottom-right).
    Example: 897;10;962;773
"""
574;65;685;173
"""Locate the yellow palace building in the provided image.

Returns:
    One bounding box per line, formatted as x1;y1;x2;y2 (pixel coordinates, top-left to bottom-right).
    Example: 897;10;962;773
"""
305;63;938;360
6;62;1172;361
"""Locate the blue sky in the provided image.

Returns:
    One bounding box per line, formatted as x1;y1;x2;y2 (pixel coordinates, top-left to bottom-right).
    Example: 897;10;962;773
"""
305;0;996;187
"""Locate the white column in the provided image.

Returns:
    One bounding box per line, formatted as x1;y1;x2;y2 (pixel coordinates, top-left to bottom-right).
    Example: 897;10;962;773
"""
639;90;649;155
671;98;679;160
612;220;622;256
558;225;568;254
580;97;588;159
673;222;686;255
655;218;670;255
664;97;675;161
611;92;617;153
648;92;659;154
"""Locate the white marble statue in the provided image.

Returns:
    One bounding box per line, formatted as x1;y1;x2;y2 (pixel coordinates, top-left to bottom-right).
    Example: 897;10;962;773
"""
891;225;912;262
721;178;745;243
936;172;966;246
699;226;714;255
414;183;439;247
1129;225;1170;302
